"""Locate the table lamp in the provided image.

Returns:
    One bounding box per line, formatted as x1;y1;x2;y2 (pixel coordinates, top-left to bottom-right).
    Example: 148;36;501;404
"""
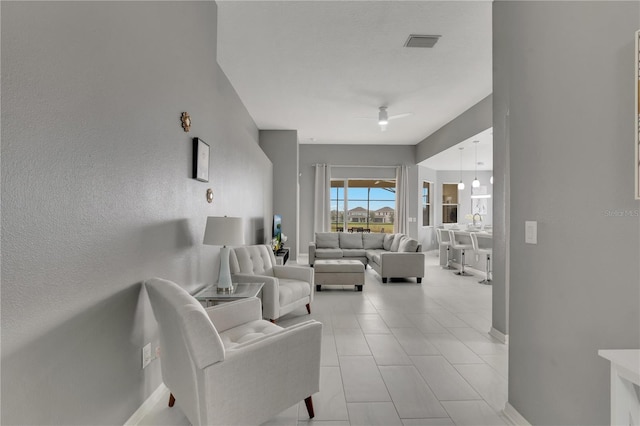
203;216;244;293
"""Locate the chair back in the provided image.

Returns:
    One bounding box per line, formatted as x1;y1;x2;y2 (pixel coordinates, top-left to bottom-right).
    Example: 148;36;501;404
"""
436;228;450;245
470;232;479;252
145;278;226;425
229;245;277;277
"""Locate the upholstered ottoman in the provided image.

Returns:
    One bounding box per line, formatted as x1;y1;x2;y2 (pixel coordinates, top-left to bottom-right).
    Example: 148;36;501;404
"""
314;259;365;292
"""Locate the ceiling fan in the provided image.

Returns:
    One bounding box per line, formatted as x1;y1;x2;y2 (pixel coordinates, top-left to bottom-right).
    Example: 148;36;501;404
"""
371;106;413;131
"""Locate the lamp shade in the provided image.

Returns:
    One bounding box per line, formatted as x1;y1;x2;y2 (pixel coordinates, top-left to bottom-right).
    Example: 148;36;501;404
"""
203;216;244;246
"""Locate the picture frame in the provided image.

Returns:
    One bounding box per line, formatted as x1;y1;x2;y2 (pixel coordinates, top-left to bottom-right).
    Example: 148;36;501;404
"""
193;137;210;182
636;30;639;199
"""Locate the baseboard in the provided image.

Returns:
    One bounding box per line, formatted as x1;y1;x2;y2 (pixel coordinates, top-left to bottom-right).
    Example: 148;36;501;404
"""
124;383;168;426
489;327;509;344
503;402;531;425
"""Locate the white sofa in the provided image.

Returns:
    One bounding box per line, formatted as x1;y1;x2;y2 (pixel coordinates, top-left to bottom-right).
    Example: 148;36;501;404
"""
309;232;425;283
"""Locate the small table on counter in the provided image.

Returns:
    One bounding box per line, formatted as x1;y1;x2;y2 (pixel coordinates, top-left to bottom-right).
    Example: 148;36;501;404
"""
193;282;264;307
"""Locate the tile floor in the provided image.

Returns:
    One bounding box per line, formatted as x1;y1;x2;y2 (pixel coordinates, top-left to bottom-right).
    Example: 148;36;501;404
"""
140;252;509;426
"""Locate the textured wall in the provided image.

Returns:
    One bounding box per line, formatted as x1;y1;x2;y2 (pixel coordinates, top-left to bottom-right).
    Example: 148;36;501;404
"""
494;1;640;424
1;2;272;424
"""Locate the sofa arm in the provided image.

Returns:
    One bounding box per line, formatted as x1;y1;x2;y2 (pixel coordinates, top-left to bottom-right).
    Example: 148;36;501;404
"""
379;252;425;278
309;242;316;266
201;321;323;424
273;265;314;302
205;297;262;333
232;273;279;320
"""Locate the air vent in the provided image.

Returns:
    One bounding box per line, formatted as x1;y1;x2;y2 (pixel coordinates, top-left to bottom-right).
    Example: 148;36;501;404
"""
404;34;441;48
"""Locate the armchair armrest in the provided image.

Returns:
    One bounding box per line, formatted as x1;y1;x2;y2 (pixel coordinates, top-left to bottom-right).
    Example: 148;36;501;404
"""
205;297;262;333
232;273;279;320
273;265;313;283
200;320;323;424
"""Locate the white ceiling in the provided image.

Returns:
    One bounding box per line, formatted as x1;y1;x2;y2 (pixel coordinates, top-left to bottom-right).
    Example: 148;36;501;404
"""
216;1;493;146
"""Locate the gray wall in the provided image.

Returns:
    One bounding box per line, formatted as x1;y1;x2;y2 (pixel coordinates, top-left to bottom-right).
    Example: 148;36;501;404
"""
495;1;640;424
1;2;272;424
259;130;299;259
416;95;493;163
299;144;418;255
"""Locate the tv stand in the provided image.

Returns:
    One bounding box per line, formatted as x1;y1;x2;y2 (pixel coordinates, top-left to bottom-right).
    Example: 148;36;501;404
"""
274;247;289;265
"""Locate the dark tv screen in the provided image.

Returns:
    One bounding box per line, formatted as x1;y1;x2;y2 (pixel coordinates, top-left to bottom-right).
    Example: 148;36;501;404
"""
273;214;282;240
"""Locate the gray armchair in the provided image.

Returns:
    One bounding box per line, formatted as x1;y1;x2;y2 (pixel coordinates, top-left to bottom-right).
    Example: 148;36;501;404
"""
230;245;314;322
145;277;322;426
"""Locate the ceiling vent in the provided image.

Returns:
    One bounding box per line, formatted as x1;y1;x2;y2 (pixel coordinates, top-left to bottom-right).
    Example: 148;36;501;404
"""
404;34;441;48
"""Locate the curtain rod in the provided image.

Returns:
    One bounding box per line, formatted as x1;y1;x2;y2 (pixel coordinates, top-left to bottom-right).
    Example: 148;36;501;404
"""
313;164;405;169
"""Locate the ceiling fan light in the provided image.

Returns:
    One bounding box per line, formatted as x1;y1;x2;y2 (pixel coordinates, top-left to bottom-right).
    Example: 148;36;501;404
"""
378;107;388;126
472;178;480;188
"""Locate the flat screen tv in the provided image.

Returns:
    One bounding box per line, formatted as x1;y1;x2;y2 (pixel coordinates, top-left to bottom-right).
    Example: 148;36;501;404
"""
273;214;282;243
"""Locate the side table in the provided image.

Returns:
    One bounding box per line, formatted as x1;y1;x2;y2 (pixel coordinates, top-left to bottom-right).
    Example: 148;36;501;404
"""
193;282;264;307
274;247;289;265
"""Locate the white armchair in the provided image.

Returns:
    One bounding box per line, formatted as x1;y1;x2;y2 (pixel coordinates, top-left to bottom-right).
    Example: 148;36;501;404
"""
230;245;314;322
145;277;322;426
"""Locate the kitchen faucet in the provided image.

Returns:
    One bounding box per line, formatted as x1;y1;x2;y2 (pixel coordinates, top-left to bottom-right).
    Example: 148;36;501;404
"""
472;213;483;228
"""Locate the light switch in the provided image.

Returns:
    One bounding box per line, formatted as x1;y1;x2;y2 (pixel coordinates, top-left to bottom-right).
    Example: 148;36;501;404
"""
525;221;537;244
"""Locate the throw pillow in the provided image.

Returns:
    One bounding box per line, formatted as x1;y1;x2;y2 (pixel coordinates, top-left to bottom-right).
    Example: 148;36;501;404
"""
398;236;419;253
315;232;339;249
339;233;364;249
389;233;403;252
363;233;385;249
383;234;394;250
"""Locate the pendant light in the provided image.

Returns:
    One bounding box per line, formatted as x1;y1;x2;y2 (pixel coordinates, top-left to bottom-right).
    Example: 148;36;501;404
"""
472;140;480;188
457;147;465;190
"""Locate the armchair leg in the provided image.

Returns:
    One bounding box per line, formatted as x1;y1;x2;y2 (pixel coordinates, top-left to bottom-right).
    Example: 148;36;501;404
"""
168;393;175;407
304;396;315;418
269;319;276;324
306;303;311;314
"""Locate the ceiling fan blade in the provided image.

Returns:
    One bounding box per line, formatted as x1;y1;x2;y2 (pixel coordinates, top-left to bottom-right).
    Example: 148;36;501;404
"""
388;112;413;121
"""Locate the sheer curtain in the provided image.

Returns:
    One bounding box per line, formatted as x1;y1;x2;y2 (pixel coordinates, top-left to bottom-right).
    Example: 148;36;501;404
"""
394;165;409;234
314;164;331;233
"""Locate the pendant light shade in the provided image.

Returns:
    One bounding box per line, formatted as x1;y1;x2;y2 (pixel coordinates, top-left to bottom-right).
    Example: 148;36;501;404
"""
458;147;465;190
472;178;480;188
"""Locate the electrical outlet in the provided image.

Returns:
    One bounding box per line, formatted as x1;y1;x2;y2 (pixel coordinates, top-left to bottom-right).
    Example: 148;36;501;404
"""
142;343;152;368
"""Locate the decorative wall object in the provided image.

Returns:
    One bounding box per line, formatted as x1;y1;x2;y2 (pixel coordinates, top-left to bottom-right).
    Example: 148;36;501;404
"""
206;188;214;203
181;112;191;132
636;30;639;199
192;137;210;182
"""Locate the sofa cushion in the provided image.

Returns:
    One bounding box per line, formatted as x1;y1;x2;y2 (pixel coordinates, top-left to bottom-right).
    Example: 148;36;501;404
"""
366;250;383;265
383;234;395;250
363;233;385;249
341;249;366;258
315;248;343;259
316;232;339;249
398;236;419;253
339;233;363;249
219;320;282;349
390;233;404;252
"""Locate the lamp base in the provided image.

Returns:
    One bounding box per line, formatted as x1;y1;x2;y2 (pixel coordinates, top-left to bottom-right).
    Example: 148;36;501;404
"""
216;284;235;294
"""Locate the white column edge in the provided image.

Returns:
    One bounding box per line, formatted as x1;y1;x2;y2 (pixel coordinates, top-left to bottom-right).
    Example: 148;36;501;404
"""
503;402;531;426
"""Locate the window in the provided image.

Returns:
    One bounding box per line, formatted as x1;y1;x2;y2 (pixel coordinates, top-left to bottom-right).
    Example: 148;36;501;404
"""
330;179;396;233
330;180;345;232
422;181;432;226
442;183;458;224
